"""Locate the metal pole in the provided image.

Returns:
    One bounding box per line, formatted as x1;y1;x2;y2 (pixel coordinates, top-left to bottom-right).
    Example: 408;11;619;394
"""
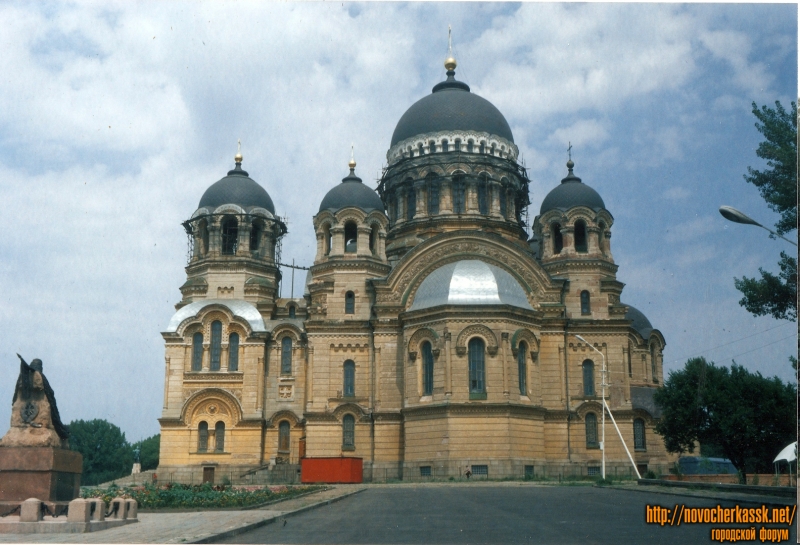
291;258;295;298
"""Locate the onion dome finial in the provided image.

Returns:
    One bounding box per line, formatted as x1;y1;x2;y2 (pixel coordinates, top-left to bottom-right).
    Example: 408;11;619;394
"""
348;143;356;171
234;139;243;164
444;25;457;73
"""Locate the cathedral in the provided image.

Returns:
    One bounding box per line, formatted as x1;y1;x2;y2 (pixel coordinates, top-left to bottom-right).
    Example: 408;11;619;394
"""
157;53;675;483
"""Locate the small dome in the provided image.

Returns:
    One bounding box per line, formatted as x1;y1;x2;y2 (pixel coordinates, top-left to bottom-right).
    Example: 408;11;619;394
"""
624;304;653;339
540;161;605;215
318;166;384;213
199;162;275;214
410;260;532;311
390;69;514;146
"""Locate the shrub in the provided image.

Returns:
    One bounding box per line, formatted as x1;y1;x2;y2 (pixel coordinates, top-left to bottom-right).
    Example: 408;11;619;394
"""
643;470;657;479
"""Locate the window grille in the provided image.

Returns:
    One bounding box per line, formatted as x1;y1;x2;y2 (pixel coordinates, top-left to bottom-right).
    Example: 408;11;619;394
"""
343;360;355;397
192;332;203;371
343;414;355;449
518;342;527;395
228;333;239;371
634;418;646;450
422;341;434;396
198;421;208;452
587;466;600;476
215;421;225;452
345;291;355;314
468;338;485;393
420;466;432;477
471;465;488;476
407;186;416;220
583;360;595;396
524;465;534;478
575;220;588;253
478;176;489;215
210;321;222;371
281;337;293;375
279;421;291;452
581;291;591;315
552;223;563;254
452;176;466;214
221;218;238;255
585;413;598;448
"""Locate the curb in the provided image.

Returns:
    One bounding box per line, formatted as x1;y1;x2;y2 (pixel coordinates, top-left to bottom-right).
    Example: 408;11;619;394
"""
190;488;366;544
597;485;796;508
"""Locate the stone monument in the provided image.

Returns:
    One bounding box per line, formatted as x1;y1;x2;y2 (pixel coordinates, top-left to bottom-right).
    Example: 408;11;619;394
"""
0;355;82;515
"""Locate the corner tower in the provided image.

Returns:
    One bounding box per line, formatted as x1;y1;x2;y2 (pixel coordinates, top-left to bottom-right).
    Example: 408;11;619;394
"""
379;53;531;262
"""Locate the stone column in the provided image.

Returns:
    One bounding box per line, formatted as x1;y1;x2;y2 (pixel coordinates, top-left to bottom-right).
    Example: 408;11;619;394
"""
208;220;221;257
315;232;324;262
396;188;406;224
221;346;229;372
356;225;372;256
489;182;502;218
440;180;453;214
415;181;427;218
444;330;452;396
238;221;252;256
587;226;601;255
330;226;345;255
203;342;210;372
466;180;478;214
501;332;510;396
378;231;387;261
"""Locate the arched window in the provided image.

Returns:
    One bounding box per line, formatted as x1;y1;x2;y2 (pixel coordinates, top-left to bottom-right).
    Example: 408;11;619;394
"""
344;222;357;253
552;223;563;254
418;143;424;156
288;306;296;319
407;186;416;220
518;342;527;396
427;173;440;215
478;175;489;215
452;175;466;214
192;332;203;371
441;139;449;153
278;421;291;452
210;321;222;371
428;140;436;153
281;336;292;375
627;344;633;378
454;138;461;152
221;218;238;255
499;187;507;218
198;421;208;452
468;337;485;394
598;222;606;254
323;224;332;256
215;421;225;452
479;142;485;155
651;344;657;382
422;341;434;396
467;140;474;153
228;333;239;371
343;360;355;397
583;360;595;396
634;418;646;450
250;222;261;252
343;414;355;449
585;413;598;448
345;291;355;314
574;220;588;253
581;291;591;315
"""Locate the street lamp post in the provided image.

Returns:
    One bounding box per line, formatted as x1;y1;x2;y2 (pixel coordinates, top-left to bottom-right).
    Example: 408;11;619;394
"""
719;206;797;247
575;334;642;480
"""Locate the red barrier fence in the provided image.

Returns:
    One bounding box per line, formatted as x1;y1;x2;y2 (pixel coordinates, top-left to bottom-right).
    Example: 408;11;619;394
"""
301;457;363;484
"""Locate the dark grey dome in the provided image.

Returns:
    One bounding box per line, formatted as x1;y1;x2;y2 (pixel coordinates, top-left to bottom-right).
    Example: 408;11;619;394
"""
318;168;384;213
624;304;653;339
199;163;275;214
540;162;605;215
390;71;514;146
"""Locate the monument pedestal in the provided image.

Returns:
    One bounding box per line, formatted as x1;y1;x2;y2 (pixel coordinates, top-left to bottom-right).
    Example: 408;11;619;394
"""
0;447;82;503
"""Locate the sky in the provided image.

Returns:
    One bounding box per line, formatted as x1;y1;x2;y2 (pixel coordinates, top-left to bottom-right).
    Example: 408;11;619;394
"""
0;2;796;443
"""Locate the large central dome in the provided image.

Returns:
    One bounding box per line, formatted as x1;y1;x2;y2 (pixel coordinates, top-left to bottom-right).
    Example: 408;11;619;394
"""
390;68;514;147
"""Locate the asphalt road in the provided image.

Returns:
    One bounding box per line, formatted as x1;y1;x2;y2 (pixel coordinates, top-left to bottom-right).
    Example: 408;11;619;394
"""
218;485;797;544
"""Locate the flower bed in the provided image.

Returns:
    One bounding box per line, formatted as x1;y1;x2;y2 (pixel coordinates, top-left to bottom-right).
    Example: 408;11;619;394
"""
81;482;322;509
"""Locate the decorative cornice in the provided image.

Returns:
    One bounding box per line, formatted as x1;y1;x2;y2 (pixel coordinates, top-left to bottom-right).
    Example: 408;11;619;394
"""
387;130;519;165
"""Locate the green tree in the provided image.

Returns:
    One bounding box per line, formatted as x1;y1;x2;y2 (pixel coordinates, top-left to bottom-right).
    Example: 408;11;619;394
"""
734;101;797;322
131;434;160;472
654;357;796;484
69;419;133;486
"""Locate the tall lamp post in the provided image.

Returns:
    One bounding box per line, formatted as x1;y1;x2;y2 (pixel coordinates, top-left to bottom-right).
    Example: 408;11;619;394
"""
575;334;642;480
719;206;797;247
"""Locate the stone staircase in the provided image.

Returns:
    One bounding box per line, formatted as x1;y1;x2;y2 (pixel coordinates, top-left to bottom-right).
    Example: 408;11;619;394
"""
93;469;158;488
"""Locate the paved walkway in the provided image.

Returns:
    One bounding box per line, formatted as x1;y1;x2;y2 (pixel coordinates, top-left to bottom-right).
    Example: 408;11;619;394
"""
0;486;365;544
